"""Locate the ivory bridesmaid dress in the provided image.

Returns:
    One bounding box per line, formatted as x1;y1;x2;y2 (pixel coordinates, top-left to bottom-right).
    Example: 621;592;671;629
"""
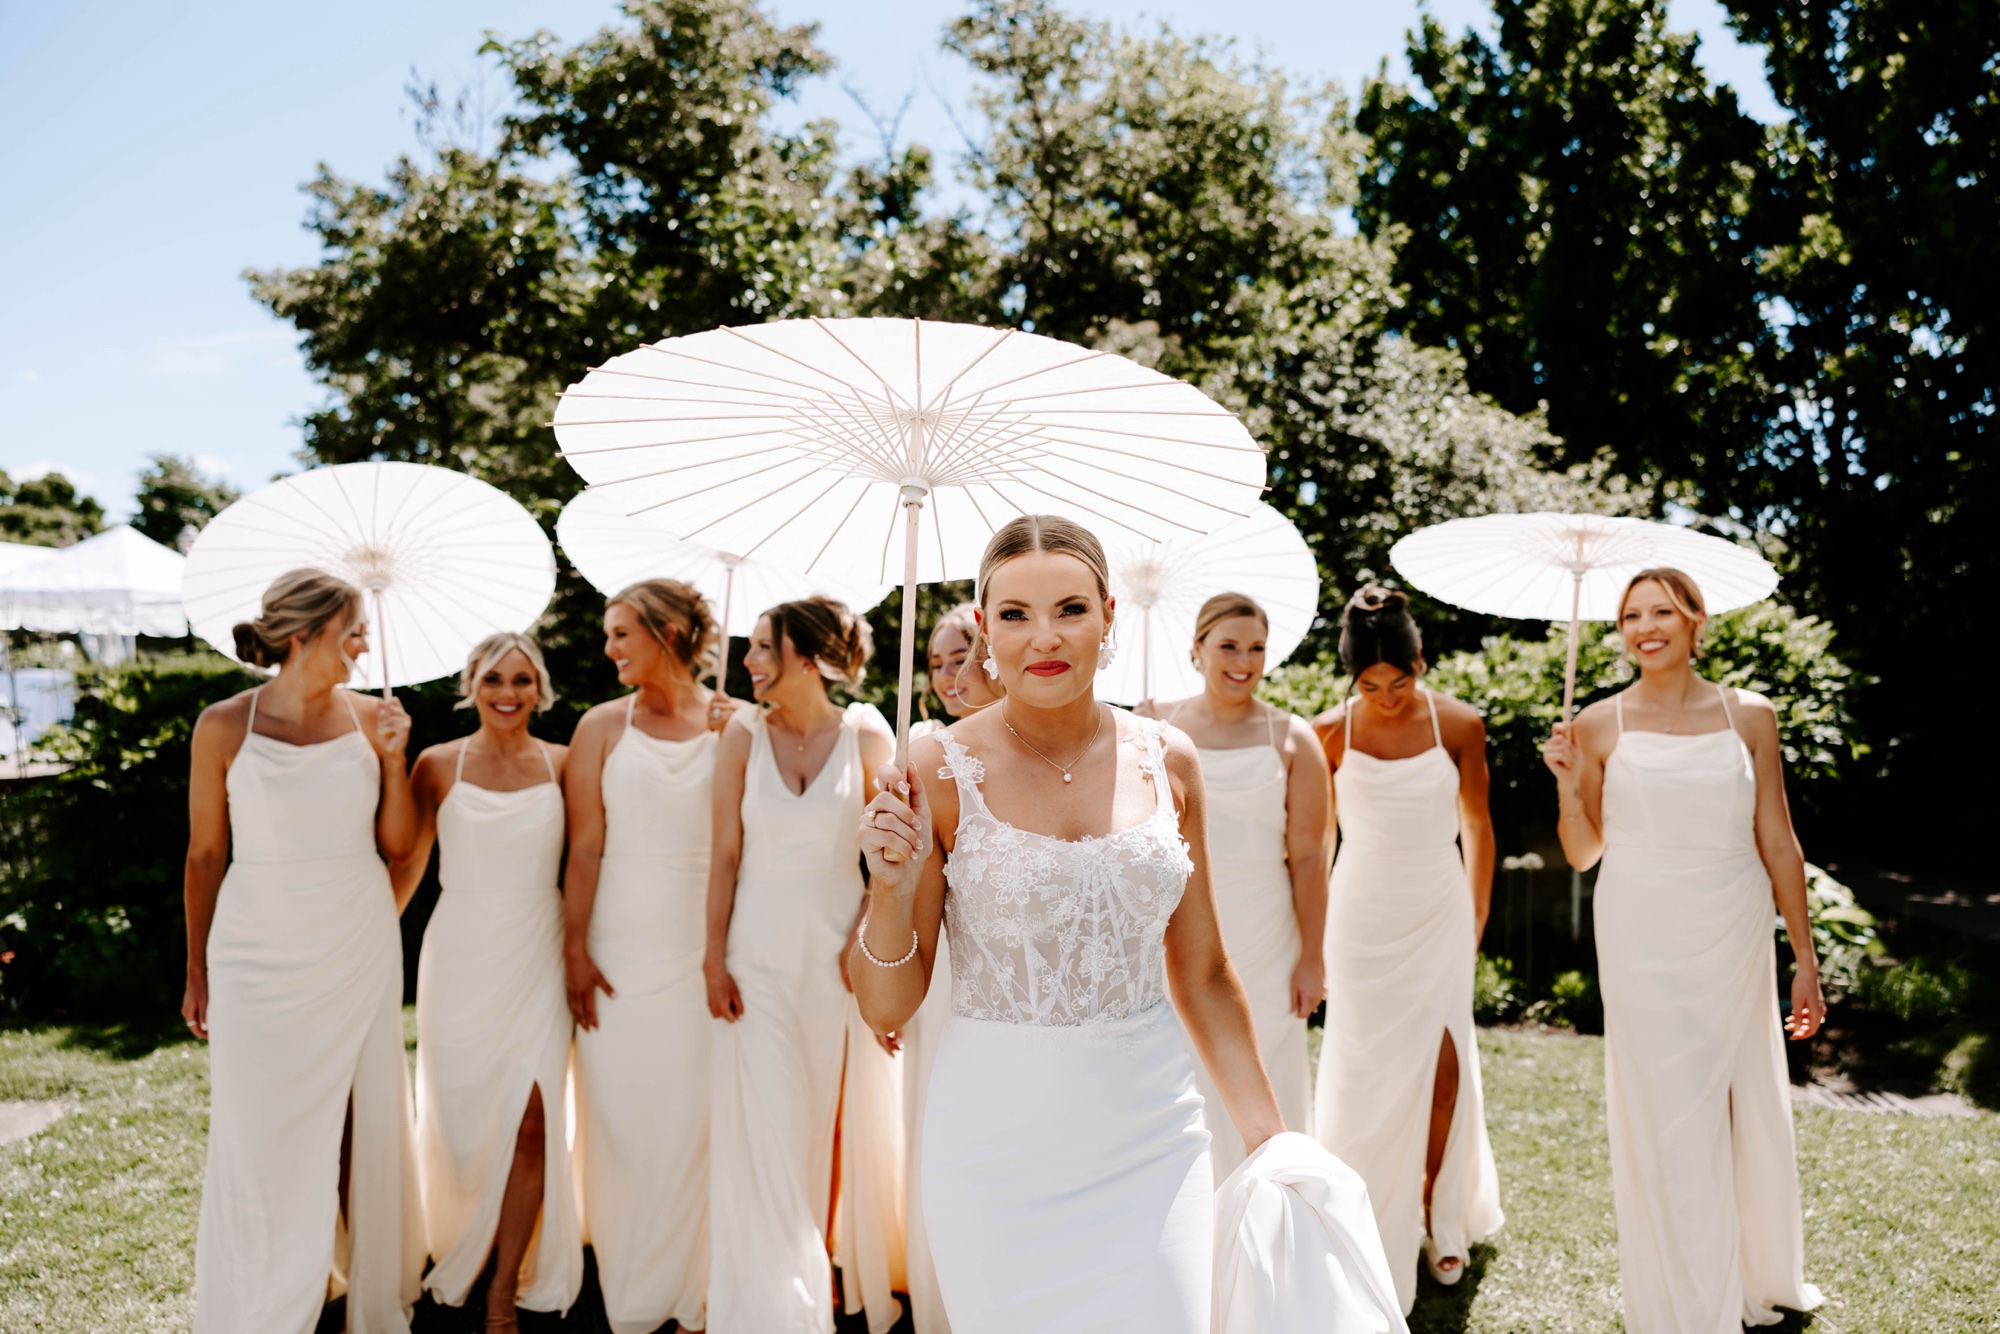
1315;689;1502;1314
571;696;715;1334
1175;704;1310;1180
195;688;423;1334
414;740;581;1313
709;707;905;1334
1596;686;1821;1332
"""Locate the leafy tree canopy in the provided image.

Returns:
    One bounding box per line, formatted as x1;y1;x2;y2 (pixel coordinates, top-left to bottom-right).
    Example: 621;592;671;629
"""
131;455;239;553
0;470;105;548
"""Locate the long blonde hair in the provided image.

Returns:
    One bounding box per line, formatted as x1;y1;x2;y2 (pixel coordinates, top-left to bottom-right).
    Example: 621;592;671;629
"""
455;631;558;713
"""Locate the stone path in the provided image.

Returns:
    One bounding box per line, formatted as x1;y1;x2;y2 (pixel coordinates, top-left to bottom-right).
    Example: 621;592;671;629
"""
1791;1082;1979;1119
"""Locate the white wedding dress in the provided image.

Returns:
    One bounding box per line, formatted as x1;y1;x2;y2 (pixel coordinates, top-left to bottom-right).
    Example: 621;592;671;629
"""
708;708;905;1334
1596;687;1821;1332
414;740;581;1313
923;717;1214;1333
195;688;423;1334
1315;690;1502;1313
1177;705;1310;1180
571;697;714;1334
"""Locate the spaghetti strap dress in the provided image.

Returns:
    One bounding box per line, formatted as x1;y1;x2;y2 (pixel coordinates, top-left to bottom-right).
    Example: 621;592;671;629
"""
1596;686;1821;1332
195;688;423;1334
899;720;955;1334
1178;704;1310;1180
571;696;716;1334
709;707;905;1334
1314;689;1502;1314
414;739;581;1313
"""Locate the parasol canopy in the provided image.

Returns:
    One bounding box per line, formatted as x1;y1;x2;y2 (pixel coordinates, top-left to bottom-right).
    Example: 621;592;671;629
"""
1097;502;1320;706
1390;512;1779;720
554;317;1267;756
557;484;893;640
182;462;557;691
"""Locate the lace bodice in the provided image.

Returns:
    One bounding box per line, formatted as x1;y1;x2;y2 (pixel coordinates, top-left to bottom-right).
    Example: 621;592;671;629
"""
938;717;1193;1027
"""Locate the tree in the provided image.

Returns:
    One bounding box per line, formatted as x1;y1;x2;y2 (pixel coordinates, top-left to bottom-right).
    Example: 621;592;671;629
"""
0;470;104;547
1355;0;1774;490
130;454;239;552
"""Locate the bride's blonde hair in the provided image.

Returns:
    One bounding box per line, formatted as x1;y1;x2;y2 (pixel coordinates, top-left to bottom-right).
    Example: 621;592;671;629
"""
975;515;1111;607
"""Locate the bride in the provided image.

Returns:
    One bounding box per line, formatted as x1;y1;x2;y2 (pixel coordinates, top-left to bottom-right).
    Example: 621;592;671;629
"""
851;515;1286;1332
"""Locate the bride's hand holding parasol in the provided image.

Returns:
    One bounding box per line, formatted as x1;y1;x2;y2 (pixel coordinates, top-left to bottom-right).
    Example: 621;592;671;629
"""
861;763;932;889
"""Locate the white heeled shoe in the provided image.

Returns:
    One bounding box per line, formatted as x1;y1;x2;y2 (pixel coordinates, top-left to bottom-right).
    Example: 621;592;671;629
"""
1424;1236;1466;1286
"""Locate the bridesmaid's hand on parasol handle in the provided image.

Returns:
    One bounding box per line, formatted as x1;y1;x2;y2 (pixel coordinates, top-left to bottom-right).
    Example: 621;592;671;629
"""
861;762;931;889
706;690;748;734
1785;965;1826;1041
1541;723;1579;791
375;696;411;758
565;948;616;1030
704;953;745;1023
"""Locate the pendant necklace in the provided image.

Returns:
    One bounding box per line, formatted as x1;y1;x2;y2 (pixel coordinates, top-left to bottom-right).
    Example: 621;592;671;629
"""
1001;702;1104;783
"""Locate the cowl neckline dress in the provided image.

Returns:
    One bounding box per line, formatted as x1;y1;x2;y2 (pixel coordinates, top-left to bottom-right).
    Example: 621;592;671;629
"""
1596;686;1822;1332
708;706;906;1334
414;739;581;1313
195;688;423;1334
1174;704;1311;1180
572;697;717;1334
1314;690;1502;1314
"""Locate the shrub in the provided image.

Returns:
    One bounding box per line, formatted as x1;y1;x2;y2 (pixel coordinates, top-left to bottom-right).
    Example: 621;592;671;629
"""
1473;952;1522;1024
1792;862;1885;1000
1525;969;1604;1034
0;653;255;1015
1854;956;1979;1027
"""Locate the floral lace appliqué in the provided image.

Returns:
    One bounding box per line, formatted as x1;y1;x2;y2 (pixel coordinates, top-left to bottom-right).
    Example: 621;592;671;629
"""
939;720;1193;1028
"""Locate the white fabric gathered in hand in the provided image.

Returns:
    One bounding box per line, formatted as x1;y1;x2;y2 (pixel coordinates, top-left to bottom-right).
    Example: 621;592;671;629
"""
1212;1132;1409;1334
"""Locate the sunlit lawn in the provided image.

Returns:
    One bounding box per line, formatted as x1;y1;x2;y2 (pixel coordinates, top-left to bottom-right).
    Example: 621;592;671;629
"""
3;1018;1996;1332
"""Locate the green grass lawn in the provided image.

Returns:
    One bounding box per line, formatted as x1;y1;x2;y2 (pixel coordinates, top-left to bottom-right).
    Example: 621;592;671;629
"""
3;1019;1997;1332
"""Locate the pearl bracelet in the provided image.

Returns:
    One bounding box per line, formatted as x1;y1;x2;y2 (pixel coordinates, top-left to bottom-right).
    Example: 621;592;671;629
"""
856;917;920;968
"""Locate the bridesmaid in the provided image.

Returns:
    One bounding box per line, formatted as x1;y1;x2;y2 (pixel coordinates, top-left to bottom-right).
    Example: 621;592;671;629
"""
1543;568;1823;1332
564;580;732;1334
904;602;1003;1334
183;567;423;1334
1140;592;1329;1178
703;597;897;1334
394;633;580;1329
1312;586;1502;1312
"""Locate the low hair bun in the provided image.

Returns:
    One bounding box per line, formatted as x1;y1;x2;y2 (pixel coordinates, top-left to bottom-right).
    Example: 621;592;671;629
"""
232;621;270;667
765;595;873;687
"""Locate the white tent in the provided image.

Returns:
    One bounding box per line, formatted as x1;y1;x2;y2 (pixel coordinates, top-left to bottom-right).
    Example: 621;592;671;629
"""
0;525;189;637
0;541;53;576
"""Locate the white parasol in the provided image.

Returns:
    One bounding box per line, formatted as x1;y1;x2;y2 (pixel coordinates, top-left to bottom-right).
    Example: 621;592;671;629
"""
1097;502;1320;707
557;484;894;640
182;462;557;692
554;317;1267;757
1389;512;1779;720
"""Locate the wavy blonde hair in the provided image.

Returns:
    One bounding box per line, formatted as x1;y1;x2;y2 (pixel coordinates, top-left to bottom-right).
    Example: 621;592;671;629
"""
456;631;557;713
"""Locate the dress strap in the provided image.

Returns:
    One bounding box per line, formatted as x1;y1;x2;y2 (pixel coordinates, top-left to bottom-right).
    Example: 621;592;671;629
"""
1133;715;1170;782
1343;694;1354;747
337;688;363;735
1425;688;1443;750
1165;699;1188;727
454;738;470;782
245;686;262;734
1614;692;1626;734
1715;682;1736;728
1265;703;1282;754
623;692;636;734
934;733;990;815
535;739;557;783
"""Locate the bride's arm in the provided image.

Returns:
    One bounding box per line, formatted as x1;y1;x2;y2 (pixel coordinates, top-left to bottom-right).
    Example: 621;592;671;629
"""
852;734;957;1038
1162;730;1287;1153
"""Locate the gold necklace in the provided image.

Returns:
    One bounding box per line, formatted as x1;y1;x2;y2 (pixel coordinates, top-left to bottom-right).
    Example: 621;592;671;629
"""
1001;703;1103;783
771;709;839;753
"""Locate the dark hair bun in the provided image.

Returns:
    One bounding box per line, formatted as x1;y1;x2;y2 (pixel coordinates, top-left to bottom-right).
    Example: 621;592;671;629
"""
1339;585;1423;677
232;620;281;668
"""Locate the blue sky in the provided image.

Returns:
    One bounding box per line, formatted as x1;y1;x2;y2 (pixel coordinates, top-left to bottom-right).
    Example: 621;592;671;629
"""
0;0;1781;520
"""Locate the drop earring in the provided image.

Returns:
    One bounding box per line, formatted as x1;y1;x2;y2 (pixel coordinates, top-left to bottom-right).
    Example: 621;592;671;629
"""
1098;632;1117;671
982;651;999;679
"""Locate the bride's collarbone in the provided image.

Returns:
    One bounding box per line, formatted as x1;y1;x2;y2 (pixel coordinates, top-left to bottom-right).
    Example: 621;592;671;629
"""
972;742;1161;842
